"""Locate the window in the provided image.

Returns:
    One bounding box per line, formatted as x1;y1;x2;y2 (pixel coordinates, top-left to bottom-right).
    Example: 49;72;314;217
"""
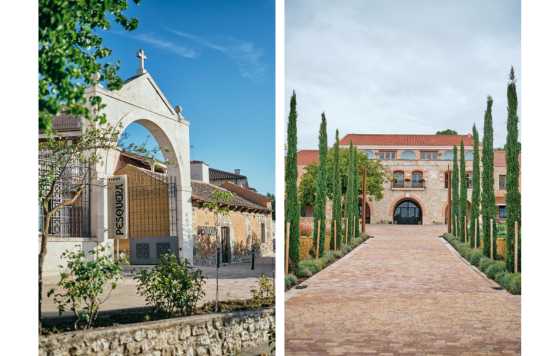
378;150;396;160
444;171;450;189
400;150;416;160
442;150;454;160
466;172;472;189
363;149;375;160
261;223;266;243
420;151;438;160
498;205;507;219
393;171;404;188
412;171;423;188
499;175;506;190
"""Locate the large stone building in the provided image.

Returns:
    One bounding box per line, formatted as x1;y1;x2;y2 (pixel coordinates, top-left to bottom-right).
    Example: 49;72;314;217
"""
297;133;511;225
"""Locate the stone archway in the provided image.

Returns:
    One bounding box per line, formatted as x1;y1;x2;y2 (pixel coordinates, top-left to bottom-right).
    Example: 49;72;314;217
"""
392;198;423;225
88;70;194;261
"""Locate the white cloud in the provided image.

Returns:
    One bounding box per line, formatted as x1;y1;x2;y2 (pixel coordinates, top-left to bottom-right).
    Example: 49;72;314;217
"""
167;29;266;80
286;0;520;148
114;31;198;59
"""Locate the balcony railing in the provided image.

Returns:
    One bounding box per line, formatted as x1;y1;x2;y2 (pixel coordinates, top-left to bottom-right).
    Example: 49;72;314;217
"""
392;180;425;190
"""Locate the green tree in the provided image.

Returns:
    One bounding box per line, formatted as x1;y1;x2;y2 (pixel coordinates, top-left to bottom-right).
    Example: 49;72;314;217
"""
436;129;458;135
313;114;328;256
451;145;459;236
299;148;385;207
39;0;140;131
202;189;234;312
482;96;497;258
469;125;481;248
459;139;468;242
39;123;121;327
330;130;342;249
285;91;300;270
345;142;355;241
353;146;361;237
505;67;521;272
266;193;276;221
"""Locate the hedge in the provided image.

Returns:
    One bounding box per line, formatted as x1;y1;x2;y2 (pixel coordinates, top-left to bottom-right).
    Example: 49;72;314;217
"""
285;235;369;290
442;233;521;295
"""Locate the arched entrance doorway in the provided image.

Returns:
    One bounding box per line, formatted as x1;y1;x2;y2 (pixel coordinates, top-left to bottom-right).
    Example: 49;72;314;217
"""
358;198;371;224
393;199;422;225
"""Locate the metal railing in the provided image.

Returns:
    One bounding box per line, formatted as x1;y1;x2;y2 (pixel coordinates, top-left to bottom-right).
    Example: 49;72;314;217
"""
392;180;425;189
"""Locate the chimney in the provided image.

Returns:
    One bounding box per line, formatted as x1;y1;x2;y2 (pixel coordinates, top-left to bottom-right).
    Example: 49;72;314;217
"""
234;169;241;175
190;161;209;183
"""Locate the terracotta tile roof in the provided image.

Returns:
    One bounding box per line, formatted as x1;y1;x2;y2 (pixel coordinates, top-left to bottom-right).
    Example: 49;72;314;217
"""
191;180;269;213
222;181;271;208
297;150;319;166
339;134;474;147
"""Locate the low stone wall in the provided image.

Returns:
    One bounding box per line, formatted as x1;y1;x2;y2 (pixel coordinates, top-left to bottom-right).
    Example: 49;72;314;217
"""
40;308;274;356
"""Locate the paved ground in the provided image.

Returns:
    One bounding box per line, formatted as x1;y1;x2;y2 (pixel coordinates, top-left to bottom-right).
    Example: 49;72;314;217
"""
42;257;274;318
285;225;521;355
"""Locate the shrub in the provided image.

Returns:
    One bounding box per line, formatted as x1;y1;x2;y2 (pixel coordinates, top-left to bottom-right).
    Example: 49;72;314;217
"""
469;250;483;266
250;275;274;307
507;273;521;295
299;260;320;274
479;257;493;272
135;254;205;317
485;261;506;280
48;246;122;329
285;274;297;289
296;267;312;278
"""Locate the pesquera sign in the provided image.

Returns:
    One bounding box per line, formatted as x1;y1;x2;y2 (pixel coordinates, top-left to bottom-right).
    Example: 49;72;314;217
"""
108;175;128;239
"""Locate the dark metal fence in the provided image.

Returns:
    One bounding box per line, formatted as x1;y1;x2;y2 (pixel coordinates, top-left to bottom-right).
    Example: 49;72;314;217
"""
39;152;91;238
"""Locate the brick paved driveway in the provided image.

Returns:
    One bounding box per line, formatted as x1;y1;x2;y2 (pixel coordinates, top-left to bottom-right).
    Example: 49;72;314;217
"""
285;225;520;355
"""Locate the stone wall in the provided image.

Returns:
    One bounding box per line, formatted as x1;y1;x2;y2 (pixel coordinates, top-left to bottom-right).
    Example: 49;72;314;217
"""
40;308;274;356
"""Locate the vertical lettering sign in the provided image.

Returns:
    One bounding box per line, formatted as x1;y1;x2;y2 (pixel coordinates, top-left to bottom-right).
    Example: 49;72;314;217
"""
108;175;128;239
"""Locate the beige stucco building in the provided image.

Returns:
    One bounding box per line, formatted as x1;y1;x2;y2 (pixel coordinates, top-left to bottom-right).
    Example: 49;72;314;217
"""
297;133;511;226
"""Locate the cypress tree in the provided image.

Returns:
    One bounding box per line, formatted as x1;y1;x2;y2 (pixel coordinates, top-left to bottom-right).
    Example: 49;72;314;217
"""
451;145;459;236
354;146;361;238
482;96;496;258
285;91;300;270
459;139;467;242
469;125;481;248
330;129;342;250
345;142;355;241
505;67;521;272
313;113;328;257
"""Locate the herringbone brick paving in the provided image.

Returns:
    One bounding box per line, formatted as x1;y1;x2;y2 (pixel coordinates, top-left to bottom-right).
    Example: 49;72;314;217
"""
285;225;521;355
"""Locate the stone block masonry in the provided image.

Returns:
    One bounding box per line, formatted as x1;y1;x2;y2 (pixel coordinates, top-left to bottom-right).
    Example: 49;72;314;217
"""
40;308;274;356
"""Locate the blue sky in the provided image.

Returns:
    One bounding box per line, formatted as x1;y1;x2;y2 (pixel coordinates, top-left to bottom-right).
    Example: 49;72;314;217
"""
103;0;275;194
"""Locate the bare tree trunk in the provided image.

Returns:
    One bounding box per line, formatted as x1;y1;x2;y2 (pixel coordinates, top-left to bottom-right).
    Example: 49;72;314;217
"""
38;208;50;333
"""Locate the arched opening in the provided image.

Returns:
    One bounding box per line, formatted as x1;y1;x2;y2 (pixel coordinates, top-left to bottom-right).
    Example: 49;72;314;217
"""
111;120;181;264
358;198;371;224
393;199;422;225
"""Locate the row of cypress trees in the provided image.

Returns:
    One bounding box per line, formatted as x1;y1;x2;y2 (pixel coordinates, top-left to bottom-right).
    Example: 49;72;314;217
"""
285;91;363;270
450;67;521;273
